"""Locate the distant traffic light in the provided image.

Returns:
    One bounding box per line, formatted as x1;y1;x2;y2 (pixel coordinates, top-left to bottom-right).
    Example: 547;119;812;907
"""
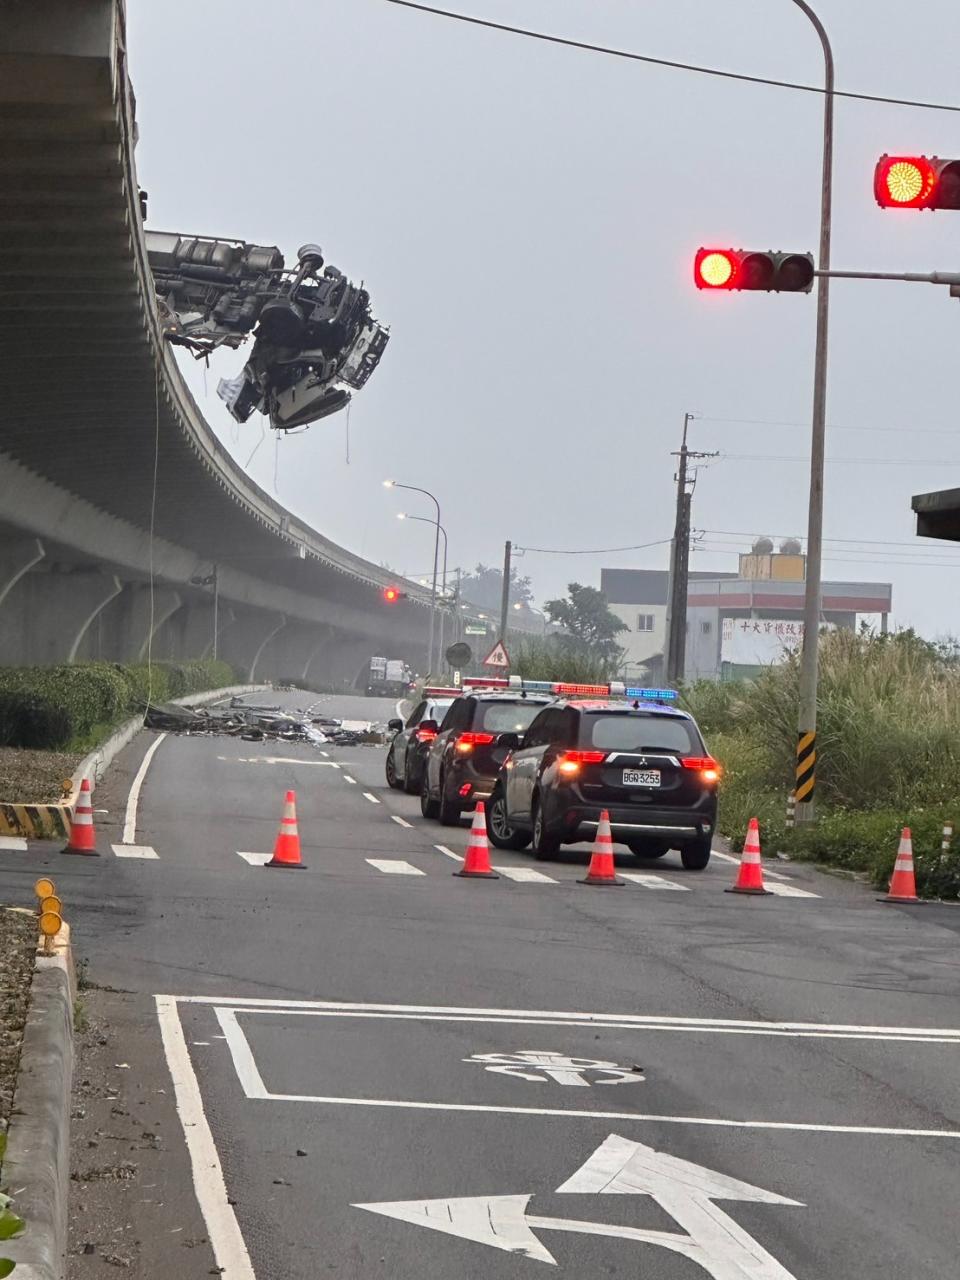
874;155;960;209
382;585;405;604
694;248;815;292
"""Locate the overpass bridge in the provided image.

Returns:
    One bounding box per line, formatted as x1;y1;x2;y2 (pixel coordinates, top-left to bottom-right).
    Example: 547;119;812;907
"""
0;0;439;686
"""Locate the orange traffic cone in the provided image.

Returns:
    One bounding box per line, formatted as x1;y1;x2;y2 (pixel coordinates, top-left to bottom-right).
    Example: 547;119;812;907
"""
267;790;306;868
455;802;499;879
879;828;919;903
579;811;624;886
62;777;99;856
725;818;771;895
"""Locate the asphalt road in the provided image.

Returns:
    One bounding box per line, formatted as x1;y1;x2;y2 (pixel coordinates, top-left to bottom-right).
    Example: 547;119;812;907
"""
4;688;960;1279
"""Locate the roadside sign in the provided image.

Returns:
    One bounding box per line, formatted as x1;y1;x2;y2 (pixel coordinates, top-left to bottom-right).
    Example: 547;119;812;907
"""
481;640;510;669
464;624;486;636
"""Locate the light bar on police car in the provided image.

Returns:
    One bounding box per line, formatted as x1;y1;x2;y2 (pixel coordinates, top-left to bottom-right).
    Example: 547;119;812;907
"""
459;677;678;701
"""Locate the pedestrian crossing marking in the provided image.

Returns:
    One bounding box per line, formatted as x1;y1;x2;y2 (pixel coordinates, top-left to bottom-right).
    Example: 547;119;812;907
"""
493;866;557;884
765;881;820;899
0;836;28;851
366;859;425;876
619;872;690;891
237;851;271;866
112;844;159;859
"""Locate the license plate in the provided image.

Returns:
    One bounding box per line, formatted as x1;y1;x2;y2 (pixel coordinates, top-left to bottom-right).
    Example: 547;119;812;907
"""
623;768;660;787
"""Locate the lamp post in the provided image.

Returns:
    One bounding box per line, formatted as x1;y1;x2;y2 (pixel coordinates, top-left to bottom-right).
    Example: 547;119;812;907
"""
399;512;448;665
384;479;441;672
789;0;834;824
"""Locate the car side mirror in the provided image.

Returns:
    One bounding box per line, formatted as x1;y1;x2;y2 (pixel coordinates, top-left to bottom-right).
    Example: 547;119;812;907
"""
496;732;520;750
387;718;404;732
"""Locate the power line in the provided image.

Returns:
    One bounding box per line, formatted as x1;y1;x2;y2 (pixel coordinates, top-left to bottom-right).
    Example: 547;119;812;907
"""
515;537;672;556
701;528;960;552
694;541;960;567
718;453;960;466
380;0;960;114
698;415;960;438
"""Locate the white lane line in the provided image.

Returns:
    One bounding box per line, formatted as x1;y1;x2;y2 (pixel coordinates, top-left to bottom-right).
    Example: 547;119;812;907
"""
494;866;557;884
711;847;793;883
121;732;167;845
433;844;463;863
766;882;821;899
390;815;413;829
362;792;381;805
230;1085;960;1140
112;844;159;860
0;836;28;852
366;859;426;876
343;775;357;785
217;756;340;768
154;998;256;1280
237;851;271;866
619;873;690;891
320;750;330;758
169;996;960;1043
214;1008;271;1096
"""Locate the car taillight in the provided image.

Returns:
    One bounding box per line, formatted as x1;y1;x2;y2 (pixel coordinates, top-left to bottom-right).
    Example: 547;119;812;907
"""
415;728;437;743
682;756;721;783
455;732;495;754
557;749;606;777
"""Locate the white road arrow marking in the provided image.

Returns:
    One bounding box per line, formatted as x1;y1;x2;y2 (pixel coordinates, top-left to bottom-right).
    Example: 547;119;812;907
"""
357;1133;802;1277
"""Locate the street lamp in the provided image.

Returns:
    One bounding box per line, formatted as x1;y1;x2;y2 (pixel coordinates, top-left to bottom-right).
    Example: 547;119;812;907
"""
384;479;441;672
398;512;449;664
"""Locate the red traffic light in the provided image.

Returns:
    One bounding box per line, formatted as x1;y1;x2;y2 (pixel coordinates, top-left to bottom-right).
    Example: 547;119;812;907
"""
383;585;401;603
694;248;814;293
695;249;737;289
874;155;960;210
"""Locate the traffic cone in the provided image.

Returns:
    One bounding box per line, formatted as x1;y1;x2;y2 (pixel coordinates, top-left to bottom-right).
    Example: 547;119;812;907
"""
62;777;99;856
579;811;624;886
267;790;306;868
455;802;499;879
725;818;771;895
879;828;919;903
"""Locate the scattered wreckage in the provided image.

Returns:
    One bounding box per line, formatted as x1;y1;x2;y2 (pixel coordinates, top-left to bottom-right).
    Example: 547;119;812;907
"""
142;698;385;746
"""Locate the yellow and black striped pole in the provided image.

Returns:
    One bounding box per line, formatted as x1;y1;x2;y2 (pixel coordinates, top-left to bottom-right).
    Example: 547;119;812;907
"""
795;731;816;807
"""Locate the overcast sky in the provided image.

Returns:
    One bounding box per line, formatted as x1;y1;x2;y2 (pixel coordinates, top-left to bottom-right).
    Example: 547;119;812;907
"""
128;0;960;635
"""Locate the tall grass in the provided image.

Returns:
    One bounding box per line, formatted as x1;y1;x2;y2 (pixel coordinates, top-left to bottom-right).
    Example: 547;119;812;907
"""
684;629;960;811
510;636;619;683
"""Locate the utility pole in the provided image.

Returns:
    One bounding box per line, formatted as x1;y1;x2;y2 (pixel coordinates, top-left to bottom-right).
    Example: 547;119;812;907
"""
664;415;717;687
499;540;512;647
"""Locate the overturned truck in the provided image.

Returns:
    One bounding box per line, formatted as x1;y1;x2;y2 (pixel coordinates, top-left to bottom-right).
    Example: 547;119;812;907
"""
147;232;389;431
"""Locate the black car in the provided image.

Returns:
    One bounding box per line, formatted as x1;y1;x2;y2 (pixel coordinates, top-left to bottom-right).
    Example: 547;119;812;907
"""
384;690;458;795
485;697;719;869
421;690;555;825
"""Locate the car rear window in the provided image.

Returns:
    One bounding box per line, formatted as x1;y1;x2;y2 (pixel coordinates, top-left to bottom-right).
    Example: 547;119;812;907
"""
479;701;550;733
584;712;698;754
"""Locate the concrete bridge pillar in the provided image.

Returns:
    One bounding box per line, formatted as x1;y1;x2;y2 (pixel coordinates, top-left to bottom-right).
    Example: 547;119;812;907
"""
218;611;287;682
87;582;183;663
0;567;122;665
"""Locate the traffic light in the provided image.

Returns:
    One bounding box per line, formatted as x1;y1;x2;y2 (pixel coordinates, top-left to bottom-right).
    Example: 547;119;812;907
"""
874;155;960;210
382;585;406;604
694;248;815;292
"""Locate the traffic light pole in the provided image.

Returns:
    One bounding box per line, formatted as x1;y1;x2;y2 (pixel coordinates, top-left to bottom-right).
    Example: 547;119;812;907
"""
792;0;834;825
